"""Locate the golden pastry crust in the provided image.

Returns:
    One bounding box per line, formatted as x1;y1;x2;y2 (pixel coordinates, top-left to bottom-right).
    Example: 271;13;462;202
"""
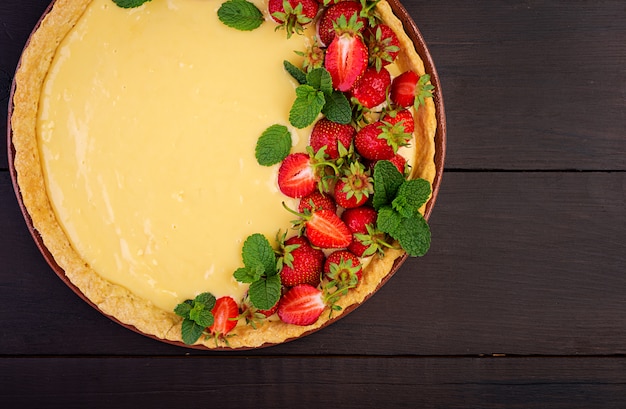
11;0;437;349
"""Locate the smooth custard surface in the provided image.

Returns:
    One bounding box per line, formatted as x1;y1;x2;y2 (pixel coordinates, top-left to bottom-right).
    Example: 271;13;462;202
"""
37;0;311;311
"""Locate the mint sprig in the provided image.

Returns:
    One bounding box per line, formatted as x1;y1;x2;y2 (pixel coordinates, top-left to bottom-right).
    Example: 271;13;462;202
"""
233;234;281;310
174;292;216;345
256;125;292;166
288;67;352;128
372;161;432;257
218;0;264;31
112;0;152;8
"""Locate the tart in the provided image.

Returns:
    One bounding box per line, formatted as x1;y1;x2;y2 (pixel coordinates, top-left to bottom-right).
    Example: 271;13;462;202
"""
9;0;444;349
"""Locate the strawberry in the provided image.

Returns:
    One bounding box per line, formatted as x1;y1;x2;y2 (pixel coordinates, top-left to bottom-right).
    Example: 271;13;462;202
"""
384;108;415;134
365;23;400;71
269;0;319;38
208;296;239;338
324;250;363;284
323;14;368;91
389;70;419;107
240;296;279;329
277;284;325;326
354;120;412;160
341;205;388;257
309;118;355;159
317;1;365;46
298;191;338;213
333;161;373;209
280;236;325;287
304;209;352;248
277;153;317;198
349;66;391;109
387;153;408;175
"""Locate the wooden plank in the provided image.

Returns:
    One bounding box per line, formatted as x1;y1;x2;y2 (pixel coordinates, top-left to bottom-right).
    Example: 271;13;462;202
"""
1;171;624;356
2;1;625;170
1;356;625;408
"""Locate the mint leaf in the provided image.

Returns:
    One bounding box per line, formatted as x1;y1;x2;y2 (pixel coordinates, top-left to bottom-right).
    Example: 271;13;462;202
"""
249;274;281;310
284;60;307;85
372;161;405;210
321;91;352;124
194;292;216;309
181;319;206;345
242;233;277;276
173;300;193;318
392;214;431;257
377;206;403;236
289;85;325;129
306;68;333;95
190;306;214;328
256;125;292;166
234;266;259;283
112;0;152;8
218;0;264;31
391;178;432;217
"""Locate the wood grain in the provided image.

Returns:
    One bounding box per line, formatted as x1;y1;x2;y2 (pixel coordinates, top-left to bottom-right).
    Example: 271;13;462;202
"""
1;356;625;409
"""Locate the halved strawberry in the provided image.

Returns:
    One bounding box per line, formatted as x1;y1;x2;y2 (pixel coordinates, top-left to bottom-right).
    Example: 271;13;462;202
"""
349;66;391;109
309;118;355;159
305;209;352;248
280;236;325;287
317;1;365;46
208;296;239;337
354;120;412;160
269;0;319;38
389;70;419;107
324;15;368;91
277;153;317;198
333;161;373;209
324;249;363;283
365;23;400;71
298;191;338;213
277;284;325;326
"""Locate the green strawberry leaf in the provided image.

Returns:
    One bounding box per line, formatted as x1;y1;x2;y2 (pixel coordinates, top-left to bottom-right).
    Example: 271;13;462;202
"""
218;0;264;31
372;160;405;210
284;60;307;85
414;74;435;109
391;178;432;217
249;274;281;310
322;90;352;124
256;124;292;166
112;0;152;8
289;85;325;129
181;318;206;345
242;234;277;276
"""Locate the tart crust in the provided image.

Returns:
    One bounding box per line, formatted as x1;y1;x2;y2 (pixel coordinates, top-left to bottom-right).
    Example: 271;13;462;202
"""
10;0;437;349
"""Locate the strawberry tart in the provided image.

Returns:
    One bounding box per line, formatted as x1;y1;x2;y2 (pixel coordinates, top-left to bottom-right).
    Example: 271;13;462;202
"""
9;0;442;348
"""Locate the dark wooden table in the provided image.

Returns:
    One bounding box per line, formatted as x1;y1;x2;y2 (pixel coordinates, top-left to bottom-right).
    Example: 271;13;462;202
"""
1;1;625;407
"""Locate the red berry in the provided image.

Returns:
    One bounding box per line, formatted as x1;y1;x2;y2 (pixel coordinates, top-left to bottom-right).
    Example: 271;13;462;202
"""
208;296;239;337
280;236;325;287
305;209;352;248
390;70;419;108
324;250;363;282
354;121;411;160
324;33;368;91
317;1;365;46
278;153;317;198
309;118;355;159
365;23;400;71
277;284;325;326
333;162;373;209
385;109;415;134
349;66;391;109
298;191;338;214
341;206;379;257
269;0;319;38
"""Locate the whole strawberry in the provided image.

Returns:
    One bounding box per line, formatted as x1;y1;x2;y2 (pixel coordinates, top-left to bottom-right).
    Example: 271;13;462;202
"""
269;0;319;38
354;120;412;160
280;236;325;287
333;161;373;209
384;108;415;134
298;191;338;214
365;23;400;71
324;249;363;284
317;0;365;46
324;14;368;91
341;205;388;257
310;118;355;159
349;66;391;109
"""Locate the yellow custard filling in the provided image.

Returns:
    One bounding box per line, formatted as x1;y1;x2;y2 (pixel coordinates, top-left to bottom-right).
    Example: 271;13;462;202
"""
37;0;315;311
